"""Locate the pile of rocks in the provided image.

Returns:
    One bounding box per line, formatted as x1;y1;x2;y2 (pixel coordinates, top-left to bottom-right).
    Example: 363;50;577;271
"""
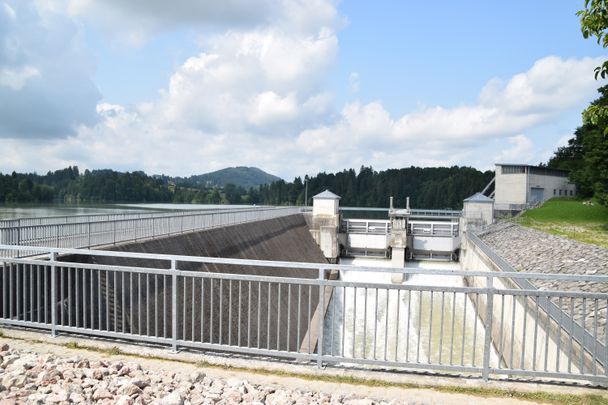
0;344;408;404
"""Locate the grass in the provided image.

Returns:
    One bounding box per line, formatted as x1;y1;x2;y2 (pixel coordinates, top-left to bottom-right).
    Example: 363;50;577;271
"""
2;333;606;405
513;198;608;248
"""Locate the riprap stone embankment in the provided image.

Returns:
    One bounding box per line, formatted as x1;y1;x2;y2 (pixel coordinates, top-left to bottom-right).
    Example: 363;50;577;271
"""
478;222;608;335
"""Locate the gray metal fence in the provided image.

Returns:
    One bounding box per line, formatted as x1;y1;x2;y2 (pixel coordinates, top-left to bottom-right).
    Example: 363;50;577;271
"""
0;207;300;257
0;245;606;385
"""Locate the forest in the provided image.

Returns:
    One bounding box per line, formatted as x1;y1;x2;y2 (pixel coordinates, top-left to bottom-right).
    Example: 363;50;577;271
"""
0;165;494;209
547;85;608;206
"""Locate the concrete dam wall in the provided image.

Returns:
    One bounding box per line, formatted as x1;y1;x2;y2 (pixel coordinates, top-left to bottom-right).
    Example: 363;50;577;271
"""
45;214;328;352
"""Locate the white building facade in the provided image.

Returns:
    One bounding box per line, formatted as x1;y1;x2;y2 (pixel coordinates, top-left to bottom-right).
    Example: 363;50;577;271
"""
494;164;576;211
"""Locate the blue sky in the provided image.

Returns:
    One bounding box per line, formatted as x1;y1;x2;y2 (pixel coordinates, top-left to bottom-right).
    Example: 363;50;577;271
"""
0;0;605;179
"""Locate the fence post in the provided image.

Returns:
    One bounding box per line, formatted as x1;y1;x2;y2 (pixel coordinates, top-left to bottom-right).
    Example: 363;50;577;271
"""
317;268;325;368
87;222;91;248
171;260;178;353
482;275;494;381
50;251;57;337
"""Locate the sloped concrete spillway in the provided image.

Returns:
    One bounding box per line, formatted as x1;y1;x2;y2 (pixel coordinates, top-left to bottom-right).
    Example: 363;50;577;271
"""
59;214;326;352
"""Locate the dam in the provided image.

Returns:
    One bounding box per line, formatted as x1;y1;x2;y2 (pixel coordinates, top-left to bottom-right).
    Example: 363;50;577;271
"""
0;197;606;386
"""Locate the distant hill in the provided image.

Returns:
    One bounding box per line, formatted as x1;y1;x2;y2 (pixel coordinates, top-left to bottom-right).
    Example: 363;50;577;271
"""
180;167;282;189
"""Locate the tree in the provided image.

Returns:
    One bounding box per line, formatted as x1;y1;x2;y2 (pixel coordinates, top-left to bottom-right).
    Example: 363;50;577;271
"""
548;86;608;204
578;0;608;127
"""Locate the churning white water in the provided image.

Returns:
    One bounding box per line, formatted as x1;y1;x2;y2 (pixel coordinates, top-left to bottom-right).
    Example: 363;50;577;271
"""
323;258;498;367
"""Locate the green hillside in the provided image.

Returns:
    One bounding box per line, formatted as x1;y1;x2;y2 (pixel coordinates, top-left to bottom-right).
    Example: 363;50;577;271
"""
179;167;281;189
515;198;608;248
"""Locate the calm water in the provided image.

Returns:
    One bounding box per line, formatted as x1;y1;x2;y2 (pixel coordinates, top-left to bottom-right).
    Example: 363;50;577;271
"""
0;203;258;220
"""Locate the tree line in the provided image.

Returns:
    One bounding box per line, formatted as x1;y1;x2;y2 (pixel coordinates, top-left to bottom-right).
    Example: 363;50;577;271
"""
547;85;608;206
0;165;494;209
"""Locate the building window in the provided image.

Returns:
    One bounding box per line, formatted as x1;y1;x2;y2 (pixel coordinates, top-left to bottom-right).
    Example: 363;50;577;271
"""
559;190;562;196
501;165;526;174
553;189;556;195
529;167;568;177
570;190;573;196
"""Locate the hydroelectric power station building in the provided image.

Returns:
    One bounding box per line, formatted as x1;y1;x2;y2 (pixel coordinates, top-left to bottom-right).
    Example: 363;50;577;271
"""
493;163;576;212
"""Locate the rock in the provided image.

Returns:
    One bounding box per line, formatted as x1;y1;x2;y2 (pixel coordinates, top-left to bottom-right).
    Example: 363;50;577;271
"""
224;388;242;403
116;395;135;405
92;388;114;401
130;377;151;389
1;355;18;368
189;371;205;384
266;389;294;405
76;359;90;369
120;383;143;397
1;373;26;390
159;391;184;405
46;392;69;404
69;392;86;403
118;365;131;376
344;399;376;405
0;343;9;351
93;369;104;380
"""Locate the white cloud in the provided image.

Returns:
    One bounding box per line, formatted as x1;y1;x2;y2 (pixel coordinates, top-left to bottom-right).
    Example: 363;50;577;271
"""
157;25;338;135
0;66;39;90
494;135;535;164
0;0;604;181
0;1;100;138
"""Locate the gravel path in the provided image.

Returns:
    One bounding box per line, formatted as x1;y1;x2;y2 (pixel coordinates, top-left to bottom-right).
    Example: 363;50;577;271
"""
479;222;608;335
0;343;422;405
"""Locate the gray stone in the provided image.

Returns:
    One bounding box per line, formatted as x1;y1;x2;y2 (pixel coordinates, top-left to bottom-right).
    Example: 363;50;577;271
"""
159;391;184;405
93;388;114;401
120;383;143;397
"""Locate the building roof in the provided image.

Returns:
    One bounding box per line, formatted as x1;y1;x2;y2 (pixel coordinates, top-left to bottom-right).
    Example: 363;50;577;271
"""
463;192;494;203
495;163;569;173
313;189;341;200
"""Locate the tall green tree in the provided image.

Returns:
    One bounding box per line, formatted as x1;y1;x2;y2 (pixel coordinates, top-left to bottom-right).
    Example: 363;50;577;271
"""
578;0;608;127
548;86;608;204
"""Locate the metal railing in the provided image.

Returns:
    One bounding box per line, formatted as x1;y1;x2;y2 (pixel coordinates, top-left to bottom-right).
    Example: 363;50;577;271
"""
0;206;269;228
342;219;391;234
0;244;606;385
409;221;460;237
410;209;462;218
466;231;608;376
0;207;300;257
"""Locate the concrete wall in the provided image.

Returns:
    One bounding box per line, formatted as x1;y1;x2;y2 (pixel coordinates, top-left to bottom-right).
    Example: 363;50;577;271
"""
495;171;527;206
463;202;493;226
313;199;339;216
460;234;599;374
59;214;328;353
528;173;576;201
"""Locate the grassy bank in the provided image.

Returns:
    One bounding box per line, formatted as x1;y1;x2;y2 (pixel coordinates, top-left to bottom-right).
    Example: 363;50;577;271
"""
513;198;608;248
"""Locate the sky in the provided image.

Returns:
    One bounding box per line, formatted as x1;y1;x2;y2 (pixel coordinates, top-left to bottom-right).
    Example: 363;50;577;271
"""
0;0;606;180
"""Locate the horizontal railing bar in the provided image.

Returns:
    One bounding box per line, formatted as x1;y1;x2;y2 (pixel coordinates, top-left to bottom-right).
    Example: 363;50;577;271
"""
3;257;604;299
0;207;297;231
320;356;483;374
2;244;607;283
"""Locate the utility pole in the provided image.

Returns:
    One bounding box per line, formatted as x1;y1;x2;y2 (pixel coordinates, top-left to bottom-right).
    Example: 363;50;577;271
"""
304;177;308;207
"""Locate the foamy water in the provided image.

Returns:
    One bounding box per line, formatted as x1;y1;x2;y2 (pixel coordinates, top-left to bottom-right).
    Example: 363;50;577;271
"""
323;258;498;367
